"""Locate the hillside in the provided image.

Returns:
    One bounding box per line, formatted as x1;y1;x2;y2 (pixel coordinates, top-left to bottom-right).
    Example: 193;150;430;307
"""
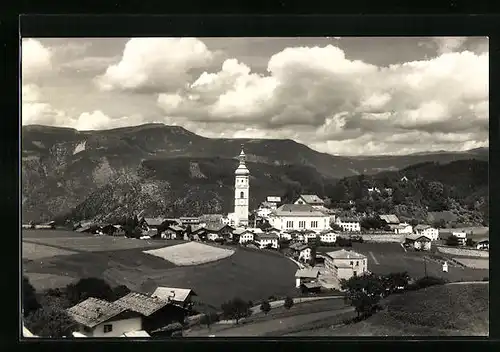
326;159;489;226
21;124;488;222
321;283;489;336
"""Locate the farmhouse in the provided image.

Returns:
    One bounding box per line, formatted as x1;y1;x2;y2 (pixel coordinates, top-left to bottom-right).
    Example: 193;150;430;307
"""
302;229;319;243
256;205;274;219
300;281;323;294
294;194;325;209
324;249;368;281
414;225;439;241
319;230;337;243
161;225;184;240
141;218;166;231
379;214;400;226
102;224;126;237
67;297;143;337
266;196;281;208
255;232;279;249
392;223;413;235
476;238;489;250
268;204;331;232
405;234;432;251
451;231;467;246
233;228;255;244
204;223;234;240
151;287;197;310
278;231;292;241
295;268;320;288
335;217;361;232
289;243;311;262
115;292;187;335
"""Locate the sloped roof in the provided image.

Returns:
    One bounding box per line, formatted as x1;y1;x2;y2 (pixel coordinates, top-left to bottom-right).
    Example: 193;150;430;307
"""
379;214;400;224
414;224;431;231
302;282;323;289
72;332;86;337
76;225;92;233
290;243;310;251
406;233;432;241
297;194;324;205
168;225;184;232
115;292;171;317
204;223;231;232
143;218;165;226
199;214;223;222
475;238;489;243
255;232;279;240
295;268;320;278
122;330;150;337
151;287;197;303
325;249;366;260
67;298;129;328
233;228;252;235
275;204;326;216
337;217;360;223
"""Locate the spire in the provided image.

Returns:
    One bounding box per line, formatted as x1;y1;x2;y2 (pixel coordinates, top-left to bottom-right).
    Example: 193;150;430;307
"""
239;144;246;165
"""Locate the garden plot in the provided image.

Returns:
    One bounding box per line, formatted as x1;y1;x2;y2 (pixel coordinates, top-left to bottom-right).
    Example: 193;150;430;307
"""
22;242;78;260
144;242;235;266
453;258;489;269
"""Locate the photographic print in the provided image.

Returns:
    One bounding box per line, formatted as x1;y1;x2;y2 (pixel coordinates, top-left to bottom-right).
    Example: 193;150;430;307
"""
21;36;489;338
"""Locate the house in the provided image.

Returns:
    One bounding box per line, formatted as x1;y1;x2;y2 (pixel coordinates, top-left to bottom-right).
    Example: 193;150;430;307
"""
278;231;292;241
294;194;325;209
199;214;224;226
379;214;400;226
179;217;200;226
300;281;323;294
335;217;361;232
34;221;56;229
405;234;432;251
141;218;166;231
324;249;368;281
302;230;320;244
268;204;331;232
414;225;439;241
151;287;197;310
67;298;143;337
319;230;337;243
475;238;489;250
233;228;255;244
266;196;281;208
391;223;413;235
255;232;279;249
102;224;126;237
256;205;274;219
294;268;320;288
204;223;234;240
289;243;311;263
451;231;467;246
115;292;187;335
162;225;185;240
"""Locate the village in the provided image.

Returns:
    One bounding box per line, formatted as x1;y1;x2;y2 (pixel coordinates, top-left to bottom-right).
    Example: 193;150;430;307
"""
22;147;489;338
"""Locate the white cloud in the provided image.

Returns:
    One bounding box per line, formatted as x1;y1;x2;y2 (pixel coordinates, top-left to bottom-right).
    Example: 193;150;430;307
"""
432;37;468;55
22;39;53;81
96;38;214;92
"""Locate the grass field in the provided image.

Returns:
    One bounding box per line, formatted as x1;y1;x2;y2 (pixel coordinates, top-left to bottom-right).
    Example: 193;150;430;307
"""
318;243;488;282
321;282;489;336
22;242;78;260
453;258;489;269
22;230;298;308
144;242;235;266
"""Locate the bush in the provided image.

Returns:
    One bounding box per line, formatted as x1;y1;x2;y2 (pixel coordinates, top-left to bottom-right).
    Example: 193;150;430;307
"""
25;307;78;338
220;297;252;324
260;300;271;314
445;235;459;247
409;276;447;290
200;312;220;328
65;277;116;306
284;296;294;310
23;276;40;317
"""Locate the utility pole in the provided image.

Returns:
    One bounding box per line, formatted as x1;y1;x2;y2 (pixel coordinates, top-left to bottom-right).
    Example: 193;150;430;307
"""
424;256;427;277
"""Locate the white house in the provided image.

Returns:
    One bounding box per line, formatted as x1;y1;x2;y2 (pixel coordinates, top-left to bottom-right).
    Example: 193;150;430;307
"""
207;233;220;241
405;234;432;251
290;243;312;262
303;230;319;244
255;232;279;249
233;228;255;244
278;231;292;241
266;196;282;209
256;207;273;219
324;250;368;281
392;223;413;235
379;214;400;226
319;230;337;243
294;194;325;209
452;231;467;246
335;217;361;232
414;225;439;241
294;268;320;288
476;238;489;250
268;204;331;232
67;298;143;337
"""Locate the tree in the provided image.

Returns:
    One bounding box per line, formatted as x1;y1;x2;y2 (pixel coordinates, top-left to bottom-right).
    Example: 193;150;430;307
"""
112;285;131;300
409;219;419;227
445;235;459;247
284;296;294;310
432;219;446;229
260;300;271;315
200;312;219;329
330;223;343;231
466;238;474;247
23;276;41;317
25;307;78;338
65;278;115;306
220;297;252;324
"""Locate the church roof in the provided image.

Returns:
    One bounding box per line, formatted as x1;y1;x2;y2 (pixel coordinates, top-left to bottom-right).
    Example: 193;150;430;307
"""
274;204;326;216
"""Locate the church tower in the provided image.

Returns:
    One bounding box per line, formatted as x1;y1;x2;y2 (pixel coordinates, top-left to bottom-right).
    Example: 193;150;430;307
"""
234;145;250;227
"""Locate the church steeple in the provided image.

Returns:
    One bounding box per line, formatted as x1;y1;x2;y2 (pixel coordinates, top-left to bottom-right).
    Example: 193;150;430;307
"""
239;144;246;165
233;143;250;227
235;144;249;176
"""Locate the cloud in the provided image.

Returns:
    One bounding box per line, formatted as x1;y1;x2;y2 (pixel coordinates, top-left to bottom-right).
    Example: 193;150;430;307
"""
432;37;468;55
96;38;214;93
22;84;67;126
22;39;53;81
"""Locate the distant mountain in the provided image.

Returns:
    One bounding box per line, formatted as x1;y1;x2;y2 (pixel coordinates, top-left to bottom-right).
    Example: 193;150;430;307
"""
21;124;489;222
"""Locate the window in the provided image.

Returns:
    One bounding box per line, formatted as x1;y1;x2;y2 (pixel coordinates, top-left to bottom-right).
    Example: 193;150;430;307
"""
286;221;293;228
350;261;353;265
356;261;359;266
103;324;113;333
240;191;244;199
299;221;305;228
311;221;318;228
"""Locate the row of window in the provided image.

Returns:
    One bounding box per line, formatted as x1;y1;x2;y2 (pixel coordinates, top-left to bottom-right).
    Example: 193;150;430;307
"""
285;221;319;228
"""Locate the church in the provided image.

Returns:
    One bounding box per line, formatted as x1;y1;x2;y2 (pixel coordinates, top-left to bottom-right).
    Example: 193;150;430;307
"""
227;146;250;228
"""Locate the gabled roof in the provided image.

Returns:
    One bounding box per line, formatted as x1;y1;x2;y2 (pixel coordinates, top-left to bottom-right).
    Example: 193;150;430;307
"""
255;232;279;240
325;249;366;260
275;204;326;216
379;214;400;224
414;224;432;231
122;330;151;337
67;298;130;328
296;194;324;205
233;228;252;235
143;218;165;226
301;282;323;289
290;243;310;251
151;287;197;303
295;268;320;278
475;237;489;243
204;223;232;232
168;225;185;232
76;225;92;233
115;292;171;317
199;214;224;222
337;217;360;223
406;233;432;241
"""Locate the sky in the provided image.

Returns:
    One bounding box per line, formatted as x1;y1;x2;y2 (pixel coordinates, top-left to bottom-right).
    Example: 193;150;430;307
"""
21;36;489;156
